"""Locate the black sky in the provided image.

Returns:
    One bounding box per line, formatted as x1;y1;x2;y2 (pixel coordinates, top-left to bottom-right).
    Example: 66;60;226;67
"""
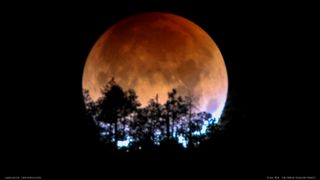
2;1;319;179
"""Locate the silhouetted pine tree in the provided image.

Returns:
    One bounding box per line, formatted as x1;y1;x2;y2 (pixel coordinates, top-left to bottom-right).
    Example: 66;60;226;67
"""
145;95;164;143
83;89;98;123
119;89;140;140
97;78;125;145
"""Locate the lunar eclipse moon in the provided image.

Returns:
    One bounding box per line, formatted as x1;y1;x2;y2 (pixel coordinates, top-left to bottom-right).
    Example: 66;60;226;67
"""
83;12;228;121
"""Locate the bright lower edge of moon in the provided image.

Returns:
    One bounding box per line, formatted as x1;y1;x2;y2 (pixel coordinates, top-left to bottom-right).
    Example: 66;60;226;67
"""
82;12;228;123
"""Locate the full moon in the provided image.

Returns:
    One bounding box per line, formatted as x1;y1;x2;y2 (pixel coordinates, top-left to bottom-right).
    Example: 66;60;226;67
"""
83;12;228;121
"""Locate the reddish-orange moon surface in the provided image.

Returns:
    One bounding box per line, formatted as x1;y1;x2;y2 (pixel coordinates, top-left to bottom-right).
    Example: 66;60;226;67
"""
83;12;228;121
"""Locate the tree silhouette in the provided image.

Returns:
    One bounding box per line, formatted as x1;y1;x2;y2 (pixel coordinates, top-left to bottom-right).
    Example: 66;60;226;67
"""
83;89;98;123
97;78;125;144
131;107;149;147
145;95;164;143
164;89;190;140
119;89;141;140
85;78;218;150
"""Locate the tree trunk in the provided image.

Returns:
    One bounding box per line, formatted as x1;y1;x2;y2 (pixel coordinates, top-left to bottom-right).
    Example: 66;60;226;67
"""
166;116;170;139
122;116;126;139
151;117;154;141
171;119;174;138
188;102;192;147
114;119;118;145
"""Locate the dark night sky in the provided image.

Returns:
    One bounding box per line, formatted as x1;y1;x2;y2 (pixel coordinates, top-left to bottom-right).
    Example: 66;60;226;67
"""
2;1;318;179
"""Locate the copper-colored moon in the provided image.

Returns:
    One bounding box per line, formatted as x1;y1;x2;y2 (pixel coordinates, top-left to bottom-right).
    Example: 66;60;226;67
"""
83;12;228;121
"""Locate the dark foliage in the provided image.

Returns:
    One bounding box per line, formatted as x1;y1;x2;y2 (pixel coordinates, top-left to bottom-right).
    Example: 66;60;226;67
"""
83;78;217;151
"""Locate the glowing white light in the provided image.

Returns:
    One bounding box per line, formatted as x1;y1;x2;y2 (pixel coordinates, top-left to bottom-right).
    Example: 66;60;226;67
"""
178;135;188;148
154;129;162;145
213;101;226;123
98;122;108;128
117;140;129;148
204;120;209;126
117;137;131;148
200;125;207;134
192;131;200;136
100;131;107;136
